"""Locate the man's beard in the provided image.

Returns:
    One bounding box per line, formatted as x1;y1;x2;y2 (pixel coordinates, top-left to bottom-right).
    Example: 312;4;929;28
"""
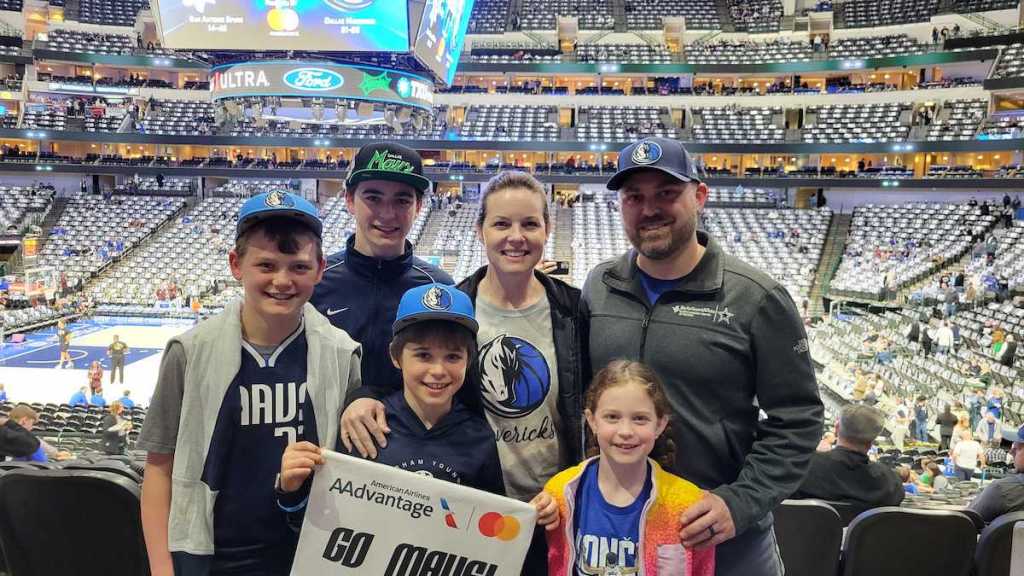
631;213;697;260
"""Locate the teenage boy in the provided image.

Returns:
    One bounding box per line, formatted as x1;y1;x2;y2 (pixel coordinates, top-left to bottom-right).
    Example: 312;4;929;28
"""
138;191;362;576
311;143;451;457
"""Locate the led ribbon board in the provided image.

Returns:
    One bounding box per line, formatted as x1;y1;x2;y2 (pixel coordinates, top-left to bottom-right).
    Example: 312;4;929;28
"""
209;61;434;110
152;0;409;51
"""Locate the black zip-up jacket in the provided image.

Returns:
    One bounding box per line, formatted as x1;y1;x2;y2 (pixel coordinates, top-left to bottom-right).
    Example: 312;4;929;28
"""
457;266;586;465
310;235;452;401
0;419;40;458
580;231;823;537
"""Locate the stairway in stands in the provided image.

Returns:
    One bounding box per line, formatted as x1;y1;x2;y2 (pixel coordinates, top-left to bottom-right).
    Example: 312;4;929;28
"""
35;196;70;252
552;204;574;278
807;212;851;317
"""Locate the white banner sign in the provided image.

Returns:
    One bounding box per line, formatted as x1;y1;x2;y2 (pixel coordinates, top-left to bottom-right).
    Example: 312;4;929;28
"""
291;450;537;576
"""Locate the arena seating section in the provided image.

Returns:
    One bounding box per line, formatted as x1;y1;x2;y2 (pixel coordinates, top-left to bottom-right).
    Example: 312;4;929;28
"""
520;0;614;30
0;186;53;233
467;0;509;33
692;106;785;144
576;44;673;64
576;106;676;142
728;0;782;33
831;203;998;299
45;29;132;54
977;112;1024;139
687;40;812;64
142;100;214;136
38;196;185;287
460;104;559;141
926;99;986;141
78;0;148;26
625;0;719;30
828;34;928;59
992;43;1024;79
803;103;911;143
837;0;939;28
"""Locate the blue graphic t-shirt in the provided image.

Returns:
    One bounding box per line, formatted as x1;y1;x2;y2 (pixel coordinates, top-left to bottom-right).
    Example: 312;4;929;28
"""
638;270;682;306
573;460;653;575
201;324;318;564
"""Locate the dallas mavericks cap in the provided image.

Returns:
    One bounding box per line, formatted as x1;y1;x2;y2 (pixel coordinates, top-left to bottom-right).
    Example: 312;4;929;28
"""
1006;424;1024;444
393;283;478;335
607;137;703;191
346;142;432;195
236;190;323;239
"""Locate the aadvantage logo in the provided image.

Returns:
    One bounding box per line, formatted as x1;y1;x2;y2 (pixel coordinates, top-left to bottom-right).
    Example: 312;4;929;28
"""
360;71;391;96
367;149;414;174
283;68;345;91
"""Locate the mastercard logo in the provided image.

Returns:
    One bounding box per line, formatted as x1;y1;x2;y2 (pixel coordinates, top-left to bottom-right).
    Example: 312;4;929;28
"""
267;8;299;31
478;512;520;541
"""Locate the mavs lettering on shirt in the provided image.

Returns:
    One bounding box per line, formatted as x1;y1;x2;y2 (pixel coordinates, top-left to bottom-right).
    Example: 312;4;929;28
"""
239;380;307;444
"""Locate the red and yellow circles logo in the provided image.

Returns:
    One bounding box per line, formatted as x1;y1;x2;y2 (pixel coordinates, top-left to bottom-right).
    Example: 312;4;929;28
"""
267;8;299;31
478;512;520;541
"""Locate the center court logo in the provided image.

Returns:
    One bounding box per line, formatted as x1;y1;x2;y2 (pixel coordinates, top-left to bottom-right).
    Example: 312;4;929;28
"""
283;68;345;91
479;335;551;419
478;512;520;541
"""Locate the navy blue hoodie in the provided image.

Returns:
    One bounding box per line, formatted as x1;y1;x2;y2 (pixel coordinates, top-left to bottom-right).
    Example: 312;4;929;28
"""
309;235;452;400
341;391;505;495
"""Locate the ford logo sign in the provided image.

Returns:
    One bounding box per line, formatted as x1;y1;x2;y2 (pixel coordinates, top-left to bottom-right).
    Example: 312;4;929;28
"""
283;68;345;91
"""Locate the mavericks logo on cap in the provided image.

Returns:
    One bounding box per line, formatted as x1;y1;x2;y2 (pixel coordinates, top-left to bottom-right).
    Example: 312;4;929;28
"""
367;149;415;174
631;141;662;165
422;285;452;311
265;190;295;208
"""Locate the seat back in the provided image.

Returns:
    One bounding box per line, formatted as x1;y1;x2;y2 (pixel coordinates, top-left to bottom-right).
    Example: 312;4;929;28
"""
775;500;842;576
0;469;149;576
841;507;977;576
975;511;1024;576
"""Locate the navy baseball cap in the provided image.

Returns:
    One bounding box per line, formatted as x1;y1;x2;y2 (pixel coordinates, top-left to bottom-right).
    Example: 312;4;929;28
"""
607;137;703;191
393;283;478;335
236;190;322;240
1007;424;1024;444
346;142;432;195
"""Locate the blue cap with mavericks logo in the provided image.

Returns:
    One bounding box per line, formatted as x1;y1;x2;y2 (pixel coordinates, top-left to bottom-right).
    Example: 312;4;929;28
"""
606;137;703;191
393;283;478;336
346;142;432;195
1007;424;1024;443
236;190;323;239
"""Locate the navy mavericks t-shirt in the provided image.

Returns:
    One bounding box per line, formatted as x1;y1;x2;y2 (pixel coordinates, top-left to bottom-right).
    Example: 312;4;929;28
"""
201;324;318;569
573;460;652;575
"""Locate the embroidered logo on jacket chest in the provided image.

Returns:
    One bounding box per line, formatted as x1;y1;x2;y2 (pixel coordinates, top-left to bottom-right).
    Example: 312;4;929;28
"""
671;304;734;324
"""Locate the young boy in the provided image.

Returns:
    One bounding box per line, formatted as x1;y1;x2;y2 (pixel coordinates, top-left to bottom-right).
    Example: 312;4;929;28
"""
138;191;362;576
279;283;504;507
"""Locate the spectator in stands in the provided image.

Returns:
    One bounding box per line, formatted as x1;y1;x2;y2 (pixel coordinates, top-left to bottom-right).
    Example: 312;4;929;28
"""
101;400;131;455
891;398;910;450
969;387;986;430
970;424;1024;522
976;410;1003;447
119;389;135;410
108;334;128;385
935;320;955;355
90;387;107;407
0;383;6;403
581;137;822;576
317;143;452;455
898;466;918;495
88;360;103;393
138;191;358;576
793;404;903;507
936;405;958;450
69;385;89;407
999;333;1017;367
988;386;1005;421
0;403;40;459
952;429;986;480
914;396;930;442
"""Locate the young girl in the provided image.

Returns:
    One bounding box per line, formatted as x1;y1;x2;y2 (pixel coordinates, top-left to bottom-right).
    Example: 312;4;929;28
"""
543;360;715;576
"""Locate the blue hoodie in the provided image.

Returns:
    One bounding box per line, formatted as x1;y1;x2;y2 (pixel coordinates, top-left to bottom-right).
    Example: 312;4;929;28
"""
69;390;88;407
310;236;451;401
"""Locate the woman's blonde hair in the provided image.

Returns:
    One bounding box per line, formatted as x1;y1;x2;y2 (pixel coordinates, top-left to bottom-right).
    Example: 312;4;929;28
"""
476;171;549;229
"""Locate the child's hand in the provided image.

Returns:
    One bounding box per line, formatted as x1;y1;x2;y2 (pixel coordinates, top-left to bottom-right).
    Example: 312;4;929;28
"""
280;442;324;493
530;492;559;530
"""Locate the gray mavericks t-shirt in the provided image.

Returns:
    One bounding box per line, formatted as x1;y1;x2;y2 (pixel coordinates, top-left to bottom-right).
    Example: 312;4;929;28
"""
475;295;564;501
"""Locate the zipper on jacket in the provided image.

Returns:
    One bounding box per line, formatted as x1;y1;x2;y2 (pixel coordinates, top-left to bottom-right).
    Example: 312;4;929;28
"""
636;462;657;576
638;308;654;359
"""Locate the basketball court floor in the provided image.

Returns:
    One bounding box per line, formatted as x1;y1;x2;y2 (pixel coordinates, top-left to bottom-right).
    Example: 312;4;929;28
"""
0;316;195;406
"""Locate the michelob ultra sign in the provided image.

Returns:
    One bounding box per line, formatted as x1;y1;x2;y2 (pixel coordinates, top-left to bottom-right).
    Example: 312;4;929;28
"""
291;451;536;576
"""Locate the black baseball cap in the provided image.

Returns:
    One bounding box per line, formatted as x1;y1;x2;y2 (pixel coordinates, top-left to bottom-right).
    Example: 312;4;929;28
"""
346;142;432;195
607;137;703;191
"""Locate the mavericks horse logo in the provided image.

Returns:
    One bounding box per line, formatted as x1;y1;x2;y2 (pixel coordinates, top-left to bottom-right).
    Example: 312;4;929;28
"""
421;285;453;311
479;335;550;419
631;140;662;165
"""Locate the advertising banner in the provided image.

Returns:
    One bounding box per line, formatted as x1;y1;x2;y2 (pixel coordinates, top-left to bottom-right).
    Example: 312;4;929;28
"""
291;451;536;576
210;61;434;110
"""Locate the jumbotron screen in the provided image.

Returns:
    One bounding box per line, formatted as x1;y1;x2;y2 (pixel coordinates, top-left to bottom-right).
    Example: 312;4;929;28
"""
412;0;474;85
153;0;410;52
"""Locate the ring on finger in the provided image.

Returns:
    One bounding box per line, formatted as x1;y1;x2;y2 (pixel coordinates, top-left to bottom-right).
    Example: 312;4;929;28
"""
707;525;716;538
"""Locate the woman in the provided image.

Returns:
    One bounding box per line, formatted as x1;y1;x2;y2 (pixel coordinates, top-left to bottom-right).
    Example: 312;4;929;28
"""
951;429;985;481
87;360;103;393
456;171;584;574
101;400;132;455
